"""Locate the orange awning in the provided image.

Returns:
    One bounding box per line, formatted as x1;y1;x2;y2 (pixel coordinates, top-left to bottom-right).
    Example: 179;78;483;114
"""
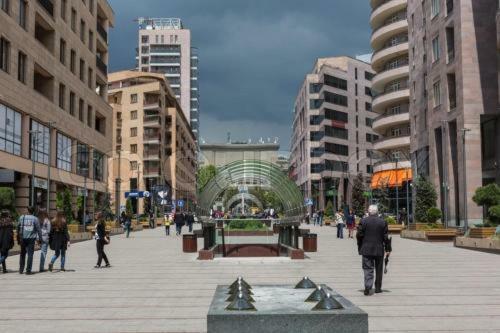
371;168;412;189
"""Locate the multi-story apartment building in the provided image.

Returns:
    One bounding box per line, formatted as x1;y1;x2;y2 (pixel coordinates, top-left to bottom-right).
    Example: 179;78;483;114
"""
0;0;114;216
107;71;196;215
290;57;378;212
135;18;199;143
408;0;500;226
369;0;413;214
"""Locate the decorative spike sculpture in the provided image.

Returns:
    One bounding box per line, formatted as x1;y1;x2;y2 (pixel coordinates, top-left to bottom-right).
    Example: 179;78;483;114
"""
226;289;255;302
294;276;317;289
228;282;253;295
225;292;257;311
305;286;327;302
229;276;252;290
312;293;344;311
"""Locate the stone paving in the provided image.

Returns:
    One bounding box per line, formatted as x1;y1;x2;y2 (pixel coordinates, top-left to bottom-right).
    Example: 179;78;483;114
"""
1;224;500;332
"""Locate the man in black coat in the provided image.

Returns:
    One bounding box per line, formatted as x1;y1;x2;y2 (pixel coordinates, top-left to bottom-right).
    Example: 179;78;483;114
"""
356;205;392;295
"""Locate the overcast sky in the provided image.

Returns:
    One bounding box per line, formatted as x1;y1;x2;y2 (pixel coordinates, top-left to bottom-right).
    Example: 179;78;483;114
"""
108;0;372;152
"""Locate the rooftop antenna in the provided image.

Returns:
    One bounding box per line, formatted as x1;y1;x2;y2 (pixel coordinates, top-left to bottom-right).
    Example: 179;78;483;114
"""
227;132;231;144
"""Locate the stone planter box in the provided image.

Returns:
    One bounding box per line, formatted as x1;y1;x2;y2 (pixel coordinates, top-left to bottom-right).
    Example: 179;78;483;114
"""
324;218;333;226
402;229;457;241
469;227;497;239
68;225;84;233
220;230;272;237
455;236;500;253
388;224;404;234
409;223;429;231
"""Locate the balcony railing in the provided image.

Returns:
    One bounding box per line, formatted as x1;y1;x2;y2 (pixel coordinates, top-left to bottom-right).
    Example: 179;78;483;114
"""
37;0;54;17
373;80;409;99
97;22;108;42
372;0;399;12
116;118;123;127
372;14;407;35
143;115;161;124
96;56;107;75
382;58;409;72
374;108;409;122
143;133;160;141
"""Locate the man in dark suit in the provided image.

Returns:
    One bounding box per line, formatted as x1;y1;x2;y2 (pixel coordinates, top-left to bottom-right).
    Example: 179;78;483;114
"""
356;205;392;295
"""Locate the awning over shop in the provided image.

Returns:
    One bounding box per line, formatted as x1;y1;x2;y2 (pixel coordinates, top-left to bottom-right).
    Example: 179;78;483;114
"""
371;168;412;189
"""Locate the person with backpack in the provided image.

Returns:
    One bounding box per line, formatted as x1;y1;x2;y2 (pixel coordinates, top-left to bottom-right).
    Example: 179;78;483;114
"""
38;209;51;272
164;213;171;236
174;210;185;236
0;210;15;273
48;211;70;272
17;206;42;275
95;212;110;268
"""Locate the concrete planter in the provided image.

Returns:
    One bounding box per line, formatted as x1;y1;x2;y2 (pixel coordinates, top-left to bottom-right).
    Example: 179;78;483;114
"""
68;224;84;233
402;228;457;241
469;227;497;239
455;236;500;253
409;223;429;231
388;224;404;234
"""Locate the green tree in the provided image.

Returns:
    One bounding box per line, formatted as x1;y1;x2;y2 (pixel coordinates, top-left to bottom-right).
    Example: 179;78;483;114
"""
488;205;500;225
351;173;366;217
197;165;217;191
62;188;73;223
473;183;500;225
414;177;437;223
427;207;442;224
0;187;16;215
125;198;133;217
325;200;334;217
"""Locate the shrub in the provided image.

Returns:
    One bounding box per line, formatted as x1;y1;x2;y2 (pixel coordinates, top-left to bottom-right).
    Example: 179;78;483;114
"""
426;207;442;224
0;187;16;216
488;205;500;226
473;183;500;208
325;200;334;218
415;177;438;223
384;216;397;225
228;219;266;231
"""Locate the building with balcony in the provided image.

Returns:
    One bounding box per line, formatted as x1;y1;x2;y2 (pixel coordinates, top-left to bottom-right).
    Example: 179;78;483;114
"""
135;18;199;144
408;0;500;226
200;141;280;168
107;71;196;215
290;56;378;212
0;0;114;216
370;0;413;214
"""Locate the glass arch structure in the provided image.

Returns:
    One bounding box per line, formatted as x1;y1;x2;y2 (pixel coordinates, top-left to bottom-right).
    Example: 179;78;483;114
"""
226;193;264;211
197;160;305;217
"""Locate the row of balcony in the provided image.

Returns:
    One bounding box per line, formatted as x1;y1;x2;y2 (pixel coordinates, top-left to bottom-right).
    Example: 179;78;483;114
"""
371;0;407;28
372;109;409;132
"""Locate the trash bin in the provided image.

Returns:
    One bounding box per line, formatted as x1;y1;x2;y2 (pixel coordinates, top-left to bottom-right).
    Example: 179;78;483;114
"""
302;233;317;252
183;234;198;253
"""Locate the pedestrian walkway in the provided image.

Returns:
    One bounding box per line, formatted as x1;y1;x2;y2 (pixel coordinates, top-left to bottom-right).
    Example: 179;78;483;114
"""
1;225;500;332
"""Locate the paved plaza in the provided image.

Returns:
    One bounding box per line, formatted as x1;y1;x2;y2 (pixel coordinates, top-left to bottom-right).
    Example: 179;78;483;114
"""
1;225;500;333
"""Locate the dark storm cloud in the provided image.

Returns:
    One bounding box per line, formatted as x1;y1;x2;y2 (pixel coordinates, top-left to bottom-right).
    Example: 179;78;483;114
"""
108;0;371;149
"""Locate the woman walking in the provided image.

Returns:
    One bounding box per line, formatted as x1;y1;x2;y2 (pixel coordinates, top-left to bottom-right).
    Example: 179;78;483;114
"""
346;209;356;239
0;210;14;273
95;212;110;268
335;210;345;239
38;209;51;272
121;212;132;238
48;211;70;272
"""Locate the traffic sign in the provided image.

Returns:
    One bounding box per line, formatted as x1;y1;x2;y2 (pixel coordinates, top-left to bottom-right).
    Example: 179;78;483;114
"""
305;198;314;206
177;200;184;208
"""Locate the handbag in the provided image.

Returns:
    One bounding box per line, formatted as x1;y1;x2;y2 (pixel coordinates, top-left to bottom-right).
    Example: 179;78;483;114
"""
104;236;110;245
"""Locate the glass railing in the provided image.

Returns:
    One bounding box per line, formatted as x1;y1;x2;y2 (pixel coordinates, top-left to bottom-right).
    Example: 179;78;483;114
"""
372;13;407;35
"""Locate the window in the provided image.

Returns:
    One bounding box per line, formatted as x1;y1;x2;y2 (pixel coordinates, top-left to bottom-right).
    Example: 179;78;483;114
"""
93;150;104;181
325;143;349;156
431;0;440;18
324;91;348;107
130;127;137;137
309;115;323;125
87;105;92;127
433;81;441;107
354;68;358;80
71;8;76;32
89;0;94;14
446;0;453;15
130;94;138;104
324;74;347;90
365;102;372;111
79;59;85;82
0;103;22;156
389;105;402;115
366;133;379;143
365;87;372;97
56;133;72;171
59;39;66;64
78;98;84;121
30;120;50;164
309;99;322;109
58;83;65;109
325;125;348;140
130;161;138;170
355;83;358;96
69;91;75;115
1;0;9;13
70;49;76;73
365;118;373;127
325;160;348;172
130;110;137;120
309;131;324;142
141;35;149;44
432;36;440;62
447;73;457;110
365;71;374;81
17;51;26;83
88;30;93;51
19;0;27;29
0;37;10;73
87;67;93;89
324;108;348;123
80;20;86;43
130;144;137;153
446;26;455;63
309;83;321;94
76;143;89;176
311;164;324;174
60;0;67;21
391;128;402;137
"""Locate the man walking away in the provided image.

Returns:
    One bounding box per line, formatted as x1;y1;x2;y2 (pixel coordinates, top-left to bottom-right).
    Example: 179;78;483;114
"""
187;212;194;233
149;210;155;229
357;205;392;296
174;210;185;236
0;210;15;273
17;207;42;275
95;212;110;268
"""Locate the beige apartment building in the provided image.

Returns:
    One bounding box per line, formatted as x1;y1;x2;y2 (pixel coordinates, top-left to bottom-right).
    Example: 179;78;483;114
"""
107;71;196;215
369;0;413;214
0;0;114;215
136;18;199;143
200;142;280;168
290;56;378;212
408;0;500;226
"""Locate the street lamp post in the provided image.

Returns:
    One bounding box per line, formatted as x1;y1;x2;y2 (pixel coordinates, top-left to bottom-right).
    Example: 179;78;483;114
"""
441;120;448;228
406;169;410;226
81;167;88;229
461;128;471;232
28;130;42;209
395;157;399;222
46;121;55;214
